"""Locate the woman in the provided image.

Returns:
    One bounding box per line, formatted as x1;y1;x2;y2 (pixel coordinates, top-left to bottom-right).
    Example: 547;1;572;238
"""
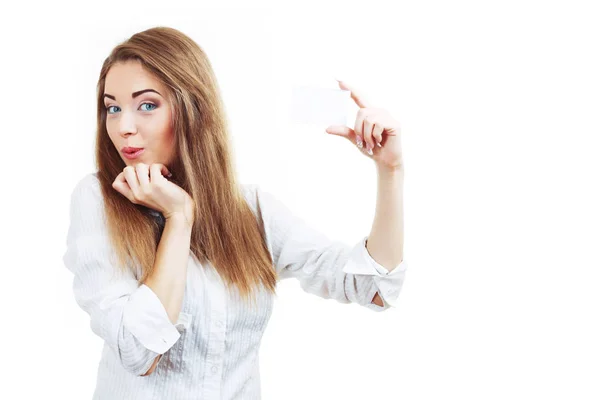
63;26;407;399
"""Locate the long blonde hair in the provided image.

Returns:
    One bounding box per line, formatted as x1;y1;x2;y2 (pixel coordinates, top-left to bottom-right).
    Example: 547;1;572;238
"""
95;26;277;305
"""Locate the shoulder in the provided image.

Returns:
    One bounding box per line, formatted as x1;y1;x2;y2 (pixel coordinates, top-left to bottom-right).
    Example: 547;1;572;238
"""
71;172;101;197
68;172;104;218
240;183;260;213
65;172;108;246
239;183;277;206
240;182;259;195
238;183;294;222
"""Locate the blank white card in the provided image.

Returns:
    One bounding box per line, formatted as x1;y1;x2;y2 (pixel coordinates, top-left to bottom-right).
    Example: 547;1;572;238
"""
288;85;350;127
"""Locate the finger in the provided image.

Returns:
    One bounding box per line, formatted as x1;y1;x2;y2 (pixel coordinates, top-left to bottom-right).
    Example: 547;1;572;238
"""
363;116;375;152
336;79;372;109
112;172;133;201
156;163;172;179
372;123;384;147
161;164;171;178
123;166;141;200
150;163;168;184
354;111;367;148
325;125;355;143
135;163;151;191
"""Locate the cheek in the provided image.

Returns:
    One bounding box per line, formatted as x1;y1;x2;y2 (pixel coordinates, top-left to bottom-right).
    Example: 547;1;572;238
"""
106;128;118;146
105;120;119;140
156;110;175;143
153;113;173;142
144;115;175;156
163;129;176;155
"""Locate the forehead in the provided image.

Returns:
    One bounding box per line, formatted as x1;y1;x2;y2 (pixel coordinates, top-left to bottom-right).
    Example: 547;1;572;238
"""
105;60;165;94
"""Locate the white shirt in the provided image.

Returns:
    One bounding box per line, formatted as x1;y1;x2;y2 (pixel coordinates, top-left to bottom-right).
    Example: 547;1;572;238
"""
63;172;408;400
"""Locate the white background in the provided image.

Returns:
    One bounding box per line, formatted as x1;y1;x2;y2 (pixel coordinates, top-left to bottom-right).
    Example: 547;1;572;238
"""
1;1;599;399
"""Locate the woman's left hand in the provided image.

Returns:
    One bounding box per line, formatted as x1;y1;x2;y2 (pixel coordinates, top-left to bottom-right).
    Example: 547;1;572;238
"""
325;79;403;171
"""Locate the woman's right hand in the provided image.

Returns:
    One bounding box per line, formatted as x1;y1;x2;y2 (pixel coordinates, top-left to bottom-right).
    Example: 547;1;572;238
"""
112;163;195;225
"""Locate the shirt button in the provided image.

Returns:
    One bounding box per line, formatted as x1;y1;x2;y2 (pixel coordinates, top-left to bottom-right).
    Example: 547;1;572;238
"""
211;365;218;374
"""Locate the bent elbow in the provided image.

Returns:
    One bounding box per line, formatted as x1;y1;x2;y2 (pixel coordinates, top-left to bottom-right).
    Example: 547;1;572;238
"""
118;348;162;377
140;355;161;376
371;291;385;307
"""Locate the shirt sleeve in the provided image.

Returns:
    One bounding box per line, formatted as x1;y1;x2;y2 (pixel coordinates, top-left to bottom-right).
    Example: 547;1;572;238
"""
252;184;408;312
62;173;191;376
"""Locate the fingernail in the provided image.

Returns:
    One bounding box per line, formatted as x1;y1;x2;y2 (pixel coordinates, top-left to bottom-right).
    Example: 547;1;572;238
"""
167;172;173;177
367;147;373;155
356;137;363;147
377;142;382;147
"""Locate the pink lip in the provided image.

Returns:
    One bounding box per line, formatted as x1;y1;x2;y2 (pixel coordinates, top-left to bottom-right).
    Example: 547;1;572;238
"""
122;148;145;159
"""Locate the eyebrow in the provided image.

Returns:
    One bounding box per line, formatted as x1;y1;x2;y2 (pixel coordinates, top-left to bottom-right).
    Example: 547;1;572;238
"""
103;89;162;101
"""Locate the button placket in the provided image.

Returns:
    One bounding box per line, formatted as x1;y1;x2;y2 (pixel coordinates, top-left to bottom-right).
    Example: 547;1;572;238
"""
207;314;226;383
201;264;227;399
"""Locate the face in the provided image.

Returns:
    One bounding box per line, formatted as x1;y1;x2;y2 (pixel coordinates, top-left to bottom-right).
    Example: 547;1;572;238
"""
103;60;175;167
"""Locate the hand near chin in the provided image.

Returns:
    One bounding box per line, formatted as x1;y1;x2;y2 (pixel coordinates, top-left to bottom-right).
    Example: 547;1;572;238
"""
112;163;195;225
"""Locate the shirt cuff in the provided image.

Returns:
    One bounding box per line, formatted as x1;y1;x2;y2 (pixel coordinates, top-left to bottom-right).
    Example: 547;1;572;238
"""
122;284;189;354
342;236;407;308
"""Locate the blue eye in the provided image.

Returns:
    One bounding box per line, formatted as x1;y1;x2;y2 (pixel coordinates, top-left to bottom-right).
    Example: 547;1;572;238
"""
105;103;157;114
106;105;119;114
140;103;157;112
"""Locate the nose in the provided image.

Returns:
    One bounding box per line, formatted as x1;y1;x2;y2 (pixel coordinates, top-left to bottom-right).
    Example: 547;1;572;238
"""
118;111;138;138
